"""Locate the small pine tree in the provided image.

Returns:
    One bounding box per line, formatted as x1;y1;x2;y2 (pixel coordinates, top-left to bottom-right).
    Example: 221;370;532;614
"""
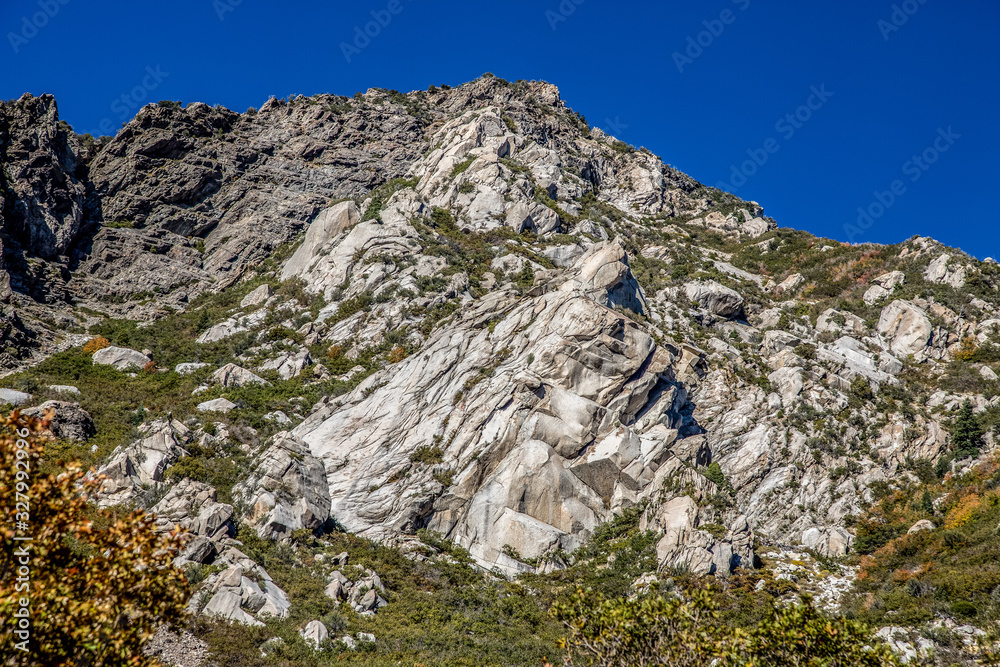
851;375;875;401
951;399;985;460
705;462;734;496
920;489;935;515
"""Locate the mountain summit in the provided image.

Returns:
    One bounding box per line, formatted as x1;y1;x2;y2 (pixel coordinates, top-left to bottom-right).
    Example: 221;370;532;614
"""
2;74;997;663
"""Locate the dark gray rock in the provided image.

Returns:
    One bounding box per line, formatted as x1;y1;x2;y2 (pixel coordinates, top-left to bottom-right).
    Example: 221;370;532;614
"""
23;401;96;441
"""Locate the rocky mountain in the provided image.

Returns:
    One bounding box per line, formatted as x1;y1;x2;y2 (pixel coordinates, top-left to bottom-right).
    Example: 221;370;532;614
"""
3;74;999;663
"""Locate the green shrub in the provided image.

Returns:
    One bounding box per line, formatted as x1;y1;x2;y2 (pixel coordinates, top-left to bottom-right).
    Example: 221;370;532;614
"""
451;157;476;177
851;376;874;401
550;588;900;667
952;601;977;618
704;462;734;496
410;445;444;464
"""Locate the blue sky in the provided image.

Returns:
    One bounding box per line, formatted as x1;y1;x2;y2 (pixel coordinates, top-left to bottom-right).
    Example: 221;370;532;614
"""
2;0;997;258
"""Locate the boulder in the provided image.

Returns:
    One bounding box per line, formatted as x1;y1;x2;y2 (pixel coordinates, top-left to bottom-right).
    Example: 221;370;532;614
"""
684;280;745;319
235;432;331;539
767;367;804;406
801;526;852;557
22;401;96;441
925;253;966;288
907;519;935;534
241;284;274;309
95;421;187;506
182;536;218;564
203;591;263;627
197;398;237;413
257;579;291;618
864;273;906;306
213;363;269;388
197;320;247;344
761;330;801;357
877;300;932;358
874;270;906;290
863;285;890;306
741;217;770;238
571;241;647;315
324;579;345;602
175;362;210;375
299;621;329;650
92;346;152;371
651;496;715;575
48;384;80;395
816;309;867;337
264;411;292;425
257;349;312;381
152;478;235;542
776;273;803;294
0;389;32;406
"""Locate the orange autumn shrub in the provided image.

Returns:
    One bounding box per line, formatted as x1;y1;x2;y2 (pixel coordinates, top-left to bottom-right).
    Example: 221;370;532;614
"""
82;336;111;354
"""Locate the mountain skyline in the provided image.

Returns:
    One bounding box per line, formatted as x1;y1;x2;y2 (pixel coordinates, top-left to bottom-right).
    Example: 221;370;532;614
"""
2;0;996;258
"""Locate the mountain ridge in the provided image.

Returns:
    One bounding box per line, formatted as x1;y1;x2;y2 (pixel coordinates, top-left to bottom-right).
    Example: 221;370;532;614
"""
2;73;999;664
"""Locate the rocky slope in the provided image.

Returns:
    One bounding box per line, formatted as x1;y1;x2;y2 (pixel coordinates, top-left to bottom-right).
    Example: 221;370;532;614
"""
3;74;999;662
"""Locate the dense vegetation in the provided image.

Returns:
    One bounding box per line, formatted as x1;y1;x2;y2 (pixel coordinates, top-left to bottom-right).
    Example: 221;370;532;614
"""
845;451;1000;631
181;504;903;666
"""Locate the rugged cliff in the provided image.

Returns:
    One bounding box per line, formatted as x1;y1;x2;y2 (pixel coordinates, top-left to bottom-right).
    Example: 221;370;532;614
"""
2;75;998;663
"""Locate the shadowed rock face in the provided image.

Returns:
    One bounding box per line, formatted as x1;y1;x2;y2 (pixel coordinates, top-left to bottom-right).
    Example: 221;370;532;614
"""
0;94;85;260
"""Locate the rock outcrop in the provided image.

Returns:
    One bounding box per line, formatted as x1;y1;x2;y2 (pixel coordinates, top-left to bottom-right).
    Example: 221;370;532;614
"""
9;78;1000;655
22;401;95;441
95;420;190;506
235;432;331;539
877;300;933;359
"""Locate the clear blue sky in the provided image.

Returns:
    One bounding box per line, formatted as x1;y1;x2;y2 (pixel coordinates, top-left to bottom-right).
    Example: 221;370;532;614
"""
2;0;997;258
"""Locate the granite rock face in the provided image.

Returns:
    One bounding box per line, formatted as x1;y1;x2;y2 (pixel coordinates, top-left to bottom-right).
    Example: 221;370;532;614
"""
9;77;1000;623
235;432;331;539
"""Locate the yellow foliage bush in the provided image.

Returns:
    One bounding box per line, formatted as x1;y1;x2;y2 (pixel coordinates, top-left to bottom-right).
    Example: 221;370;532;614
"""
0;410;189;665
388;346;407;364
82;336;111;354
945;492;982;529
952;335;979;361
